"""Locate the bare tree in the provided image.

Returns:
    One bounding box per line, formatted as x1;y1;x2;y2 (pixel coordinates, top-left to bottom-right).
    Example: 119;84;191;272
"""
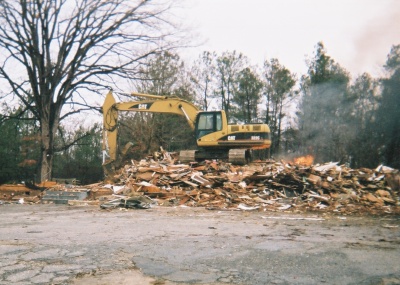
124;51;195;156
263;58;296;154
232;66;263;124
190;51;217;110
215;51;246;121
0;0;181;182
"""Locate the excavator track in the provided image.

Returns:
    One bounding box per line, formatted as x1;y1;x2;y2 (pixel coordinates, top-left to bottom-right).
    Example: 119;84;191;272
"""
179;149;250;165
228;149;248;165
179;150;197;163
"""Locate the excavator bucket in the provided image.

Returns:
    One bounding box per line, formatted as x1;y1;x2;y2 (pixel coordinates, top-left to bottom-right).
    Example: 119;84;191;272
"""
102;160;116;179
102;90;118;163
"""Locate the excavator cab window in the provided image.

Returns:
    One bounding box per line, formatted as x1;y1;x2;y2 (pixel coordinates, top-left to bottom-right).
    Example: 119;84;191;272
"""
195;112;222;139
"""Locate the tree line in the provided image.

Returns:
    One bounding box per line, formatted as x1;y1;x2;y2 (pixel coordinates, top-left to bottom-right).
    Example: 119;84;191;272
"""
121;42;400;172
0;0;399;184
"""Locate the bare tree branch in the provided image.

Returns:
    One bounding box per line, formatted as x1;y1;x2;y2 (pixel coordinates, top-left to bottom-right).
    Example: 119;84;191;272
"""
0;0;184;181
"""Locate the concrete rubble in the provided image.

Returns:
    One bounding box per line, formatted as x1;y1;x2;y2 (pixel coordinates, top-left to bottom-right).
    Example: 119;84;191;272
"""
1;149;400;215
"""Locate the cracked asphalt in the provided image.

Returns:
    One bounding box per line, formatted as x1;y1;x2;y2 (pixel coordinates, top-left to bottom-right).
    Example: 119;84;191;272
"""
0;204;399;285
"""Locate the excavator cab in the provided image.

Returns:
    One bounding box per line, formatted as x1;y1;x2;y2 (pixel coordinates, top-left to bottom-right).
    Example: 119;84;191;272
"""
195;111;223;139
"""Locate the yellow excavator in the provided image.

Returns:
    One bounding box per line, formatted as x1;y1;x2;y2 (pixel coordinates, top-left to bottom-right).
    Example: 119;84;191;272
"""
102;90;271;171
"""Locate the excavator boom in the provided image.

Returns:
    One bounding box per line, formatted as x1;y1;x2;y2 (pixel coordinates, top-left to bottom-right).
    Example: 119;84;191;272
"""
102;90;271;170
102;90;199;165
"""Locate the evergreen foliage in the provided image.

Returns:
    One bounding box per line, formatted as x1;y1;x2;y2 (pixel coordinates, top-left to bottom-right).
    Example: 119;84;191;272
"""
375;45;400;168
298;42;351;163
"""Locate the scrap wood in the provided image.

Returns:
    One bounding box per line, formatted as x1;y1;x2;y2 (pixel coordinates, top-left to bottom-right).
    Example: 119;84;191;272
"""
385;172;400;191
306;193;331;203
190;173;212;186
182;180;199;188
363;193;384;204
375;189;391;197
277;204;292;210
136;171;157;181
313;162;341;173
237;203;260;211
177;195;192;205
137;167;162;173
307;174;322;185
40;150;400;214
381;196;396;204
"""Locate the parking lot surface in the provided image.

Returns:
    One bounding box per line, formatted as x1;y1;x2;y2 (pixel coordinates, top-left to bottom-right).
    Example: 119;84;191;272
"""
1;204;399;284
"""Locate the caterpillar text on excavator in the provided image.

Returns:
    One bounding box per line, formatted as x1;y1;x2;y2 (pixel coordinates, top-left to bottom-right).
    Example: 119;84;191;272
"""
102;90;271;172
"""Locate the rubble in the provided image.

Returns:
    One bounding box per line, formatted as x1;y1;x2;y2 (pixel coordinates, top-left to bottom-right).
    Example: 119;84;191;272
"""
1;150;399;215
0;184;43;204
99;195;156;210
89;150;400;215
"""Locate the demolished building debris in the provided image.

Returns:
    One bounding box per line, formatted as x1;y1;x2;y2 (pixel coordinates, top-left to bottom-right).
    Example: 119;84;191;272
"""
1;150;399;215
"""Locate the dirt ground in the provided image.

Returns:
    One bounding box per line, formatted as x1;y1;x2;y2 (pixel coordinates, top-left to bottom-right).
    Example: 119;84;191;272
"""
1;204;400;285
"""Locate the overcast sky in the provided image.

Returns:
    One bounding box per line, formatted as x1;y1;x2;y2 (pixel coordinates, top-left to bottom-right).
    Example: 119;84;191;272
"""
176;0;400;78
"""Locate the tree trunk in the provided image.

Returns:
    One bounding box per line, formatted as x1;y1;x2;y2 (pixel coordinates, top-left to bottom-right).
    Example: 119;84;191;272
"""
39;124;53;182
276;100;284;154
39;143;53;182
39;113;60;183
265;92;270;124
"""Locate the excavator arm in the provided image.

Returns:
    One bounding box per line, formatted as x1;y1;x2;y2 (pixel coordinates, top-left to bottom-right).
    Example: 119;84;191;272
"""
102;89;271;172
102;90;200;166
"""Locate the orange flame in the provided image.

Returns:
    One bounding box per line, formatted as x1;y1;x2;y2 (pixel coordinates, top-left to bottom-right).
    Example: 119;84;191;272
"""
293;155;314;166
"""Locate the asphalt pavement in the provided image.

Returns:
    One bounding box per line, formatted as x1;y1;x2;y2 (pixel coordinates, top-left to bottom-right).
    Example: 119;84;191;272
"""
0;204;399;285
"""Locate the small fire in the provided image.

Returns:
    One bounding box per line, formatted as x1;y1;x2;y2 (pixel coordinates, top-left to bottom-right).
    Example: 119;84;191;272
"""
293;155;314;166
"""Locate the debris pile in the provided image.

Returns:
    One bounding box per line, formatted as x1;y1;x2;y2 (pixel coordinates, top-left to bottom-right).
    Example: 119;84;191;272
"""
1;150;399;215
91;150;400;214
